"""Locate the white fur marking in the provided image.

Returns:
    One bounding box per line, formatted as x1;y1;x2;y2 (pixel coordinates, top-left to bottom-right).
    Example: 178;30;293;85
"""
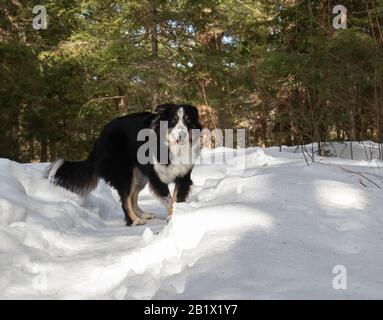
169;108;188;144
154;107;193;183
47;158;64;183
154;163;192;184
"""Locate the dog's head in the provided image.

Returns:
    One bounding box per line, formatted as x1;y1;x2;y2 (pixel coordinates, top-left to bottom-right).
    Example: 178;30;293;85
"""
154;103;202;146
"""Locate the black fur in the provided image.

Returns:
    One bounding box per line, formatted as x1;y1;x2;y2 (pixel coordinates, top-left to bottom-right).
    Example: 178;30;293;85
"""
47;103;202;226
48;158;98;196
174;171;193;202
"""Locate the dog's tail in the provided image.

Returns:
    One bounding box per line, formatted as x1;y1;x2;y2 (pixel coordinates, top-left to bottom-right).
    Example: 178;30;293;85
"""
46;156;98;196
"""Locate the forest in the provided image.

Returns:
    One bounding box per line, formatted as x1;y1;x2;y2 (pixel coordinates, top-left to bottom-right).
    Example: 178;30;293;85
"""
1;0;382;162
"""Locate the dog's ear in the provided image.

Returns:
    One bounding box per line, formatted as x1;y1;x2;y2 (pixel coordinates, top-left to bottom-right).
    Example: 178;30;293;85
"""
185;105;202;129
154;103;174;114
189;105;200;117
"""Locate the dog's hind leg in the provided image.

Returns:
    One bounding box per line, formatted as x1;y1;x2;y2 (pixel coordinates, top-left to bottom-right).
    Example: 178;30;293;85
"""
131;189;155;220
116;176;146;226
106;166;145;226
131;167;155;220
119;189;147;226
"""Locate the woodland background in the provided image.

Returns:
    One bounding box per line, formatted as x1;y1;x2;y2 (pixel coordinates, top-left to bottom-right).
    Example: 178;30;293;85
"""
1;0;382;162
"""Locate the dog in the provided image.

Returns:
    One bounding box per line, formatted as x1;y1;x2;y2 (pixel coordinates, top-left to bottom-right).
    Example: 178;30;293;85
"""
46;103;202;226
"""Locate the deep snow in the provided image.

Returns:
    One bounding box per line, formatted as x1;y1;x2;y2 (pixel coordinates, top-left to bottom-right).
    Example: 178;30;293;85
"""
1;142;383;299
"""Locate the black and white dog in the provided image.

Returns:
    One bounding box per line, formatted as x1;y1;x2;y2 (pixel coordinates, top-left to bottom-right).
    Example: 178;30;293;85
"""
47;103;202;226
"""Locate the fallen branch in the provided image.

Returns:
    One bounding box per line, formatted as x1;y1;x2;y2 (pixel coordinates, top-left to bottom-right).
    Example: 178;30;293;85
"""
85;96;126;105
318;159;382;189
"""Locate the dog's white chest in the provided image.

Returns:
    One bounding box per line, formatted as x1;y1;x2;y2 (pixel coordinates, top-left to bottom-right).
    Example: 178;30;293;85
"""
153;138;195;184
154;163;192;184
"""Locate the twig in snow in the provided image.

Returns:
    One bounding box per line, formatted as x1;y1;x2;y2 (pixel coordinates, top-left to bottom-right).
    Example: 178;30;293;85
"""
318;160;382;189
359;178;367;188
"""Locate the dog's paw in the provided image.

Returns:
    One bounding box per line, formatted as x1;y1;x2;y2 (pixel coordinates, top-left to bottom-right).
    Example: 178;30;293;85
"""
166;215;172;224
141;213;155;220
132;218;147;226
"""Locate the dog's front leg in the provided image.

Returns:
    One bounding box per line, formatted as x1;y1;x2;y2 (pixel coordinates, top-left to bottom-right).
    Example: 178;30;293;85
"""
174;171;192;203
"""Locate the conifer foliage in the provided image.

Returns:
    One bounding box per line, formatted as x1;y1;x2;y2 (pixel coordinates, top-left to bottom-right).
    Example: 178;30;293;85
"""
1;0;382;161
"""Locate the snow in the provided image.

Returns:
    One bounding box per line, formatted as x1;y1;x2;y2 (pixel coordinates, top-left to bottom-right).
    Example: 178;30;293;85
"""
1;142;383;299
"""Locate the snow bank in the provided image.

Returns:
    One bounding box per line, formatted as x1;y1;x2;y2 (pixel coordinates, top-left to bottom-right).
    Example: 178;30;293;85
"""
279;141;383;161
1;143;383;299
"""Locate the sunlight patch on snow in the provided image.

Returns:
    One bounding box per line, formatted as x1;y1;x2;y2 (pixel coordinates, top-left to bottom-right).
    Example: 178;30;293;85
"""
315;180;365;211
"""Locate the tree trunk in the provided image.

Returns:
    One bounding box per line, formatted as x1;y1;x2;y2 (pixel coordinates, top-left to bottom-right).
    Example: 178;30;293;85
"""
118;85;128;113
150;7;158;58
149;5;159;109
40;137;48;162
